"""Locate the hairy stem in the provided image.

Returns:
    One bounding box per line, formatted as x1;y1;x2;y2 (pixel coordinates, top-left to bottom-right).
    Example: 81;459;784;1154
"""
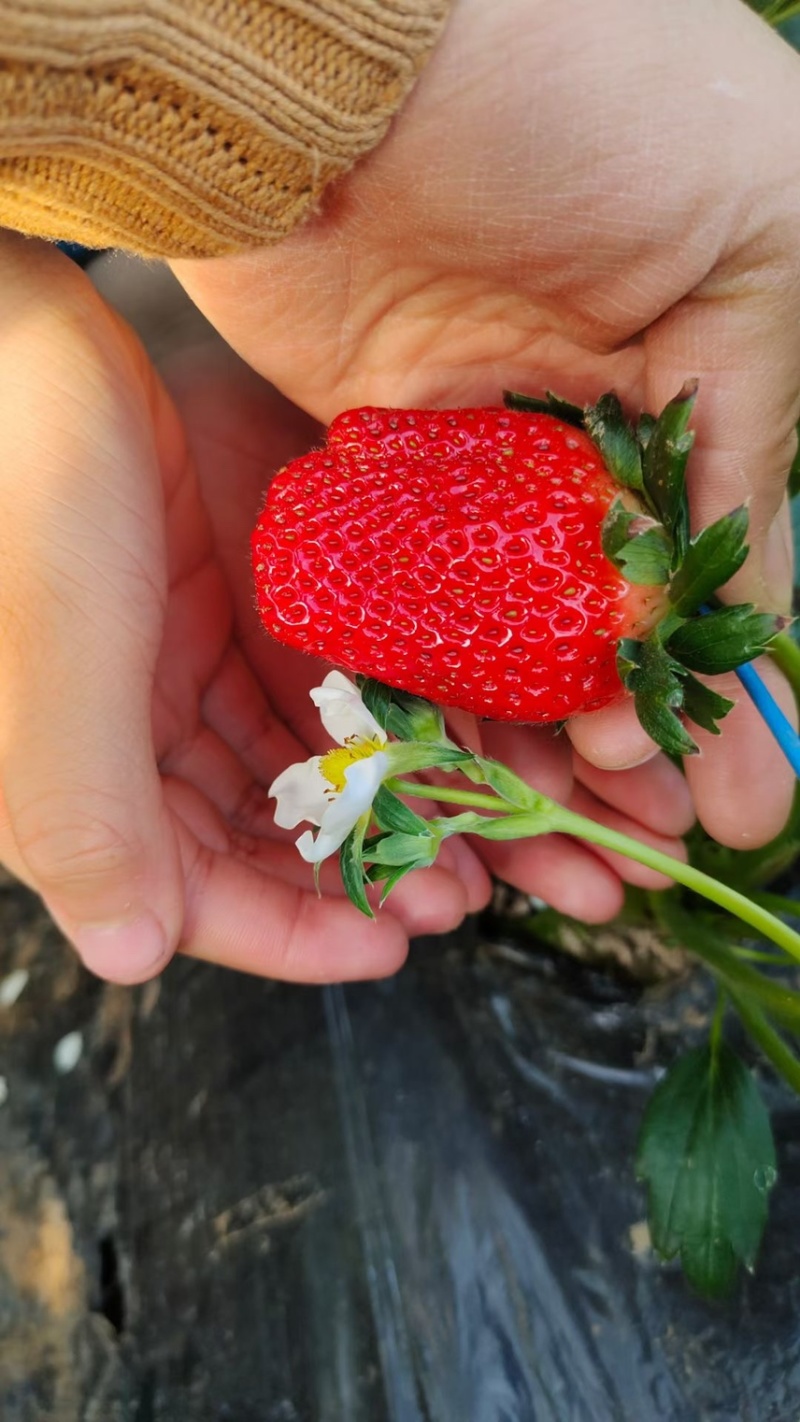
391;776;800;963
769;630;800;702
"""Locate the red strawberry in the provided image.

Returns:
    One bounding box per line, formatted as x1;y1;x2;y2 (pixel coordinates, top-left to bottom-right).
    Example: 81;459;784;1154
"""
252;385;782;756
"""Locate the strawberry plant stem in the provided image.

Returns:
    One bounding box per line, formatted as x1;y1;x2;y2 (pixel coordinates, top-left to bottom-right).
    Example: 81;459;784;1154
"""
769;630;800;701
390;778;800;962
533;803;800;963
384;780;522;813
726;990;800;1095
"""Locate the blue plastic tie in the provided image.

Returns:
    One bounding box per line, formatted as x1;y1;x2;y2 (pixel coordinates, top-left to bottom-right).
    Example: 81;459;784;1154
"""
698;604;800;777
732;658;800;778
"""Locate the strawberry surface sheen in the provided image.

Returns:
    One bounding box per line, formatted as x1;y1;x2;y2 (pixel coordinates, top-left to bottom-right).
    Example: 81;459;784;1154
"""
252;407;665;723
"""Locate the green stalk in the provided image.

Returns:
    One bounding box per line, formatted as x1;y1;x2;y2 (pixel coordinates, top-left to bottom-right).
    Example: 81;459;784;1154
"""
769;630;800;702
653;895;800;1029
384;779;514;813
750;889;800;920
391;778;800;963
727;990;800;1095
534;801;800;964
761;0;800;23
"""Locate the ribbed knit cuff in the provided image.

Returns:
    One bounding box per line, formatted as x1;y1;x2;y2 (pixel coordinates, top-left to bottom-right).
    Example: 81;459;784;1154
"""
0;1;451;258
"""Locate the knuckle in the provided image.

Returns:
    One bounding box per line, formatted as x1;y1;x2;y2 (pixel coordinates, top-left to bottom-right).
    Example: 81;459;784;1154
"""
13;794;140;896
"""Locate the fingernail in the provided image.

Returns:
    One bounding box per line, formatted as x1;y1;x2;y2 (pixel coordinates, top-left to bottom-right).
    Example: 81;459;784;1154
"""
73;910;169;984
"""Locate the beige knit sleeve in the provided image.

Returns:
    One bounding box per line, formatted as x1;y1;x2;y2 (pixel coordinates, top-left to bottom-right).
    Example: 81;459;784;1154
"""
0;1;451;258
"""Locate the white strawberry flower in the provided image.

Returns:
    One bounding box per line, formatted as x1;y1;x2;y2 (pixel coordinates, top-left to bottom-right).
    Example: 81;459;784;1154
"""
269;671;390;864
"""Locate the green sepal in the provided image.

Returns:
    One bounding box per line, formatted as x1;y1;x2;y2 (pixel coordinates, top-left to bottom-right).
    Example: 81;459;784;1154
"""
636;412;657;450
602;499;673;585
339;815;374;918
371;785;431;836
433;809;554;842
358;677;448;743
358;677;394;733
680;673;735;735
387;742;473;776
362;831;438;867
667;506;750;617
583;392;644;492
636;1043;776;1298
502;389;585;428
617;637;699;757
666;607;785;675
472;756;551;812
641;380;698;558
365;859;421;904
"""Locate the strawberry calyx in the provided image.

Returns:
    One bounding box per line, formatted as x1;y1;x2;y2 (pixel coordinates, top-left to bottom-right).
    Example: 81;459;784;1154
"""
505;382;789;756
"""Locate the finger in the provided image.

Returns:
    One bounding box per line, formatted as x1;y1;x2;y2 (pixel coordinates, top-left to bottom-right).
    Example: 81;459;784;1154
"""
183;860;411;982
567;697;659;771
683;660;797;850
479;720;574;802
566;785;687;892
644;259;800;614
0;237;184;984
163;771;477;968
573;750;696;839
473;832;624;925
435;833;494;914
201;643;326;776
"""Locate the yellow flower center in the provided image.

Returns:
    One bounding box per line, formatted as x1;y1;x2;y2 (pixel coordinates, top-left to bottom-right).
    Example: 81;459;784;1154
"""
320;737;383;794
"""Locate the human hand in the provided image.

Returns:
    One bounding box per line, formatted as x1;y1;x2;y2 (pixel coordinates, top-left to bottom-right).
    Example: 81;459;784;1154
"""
121;256;697;927
0;239;691;989
174;0;800;851
0;237;496;986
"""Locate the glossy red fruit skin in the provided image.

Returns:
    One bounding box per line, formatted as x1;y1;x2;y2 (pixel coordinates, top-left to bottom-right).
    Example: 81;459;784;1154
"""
252;407;664;723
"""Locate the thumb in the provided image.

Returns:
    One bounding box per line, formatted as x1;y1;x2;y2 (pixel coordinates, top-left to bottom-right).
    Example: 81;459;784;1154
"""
0;238;183;983
644;261;800;614
639;257;800;846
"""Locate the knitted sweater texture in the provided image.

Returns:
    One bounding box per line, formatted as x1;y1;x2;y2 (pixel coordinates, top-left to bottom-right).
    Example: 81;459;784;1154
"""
0;1;450;258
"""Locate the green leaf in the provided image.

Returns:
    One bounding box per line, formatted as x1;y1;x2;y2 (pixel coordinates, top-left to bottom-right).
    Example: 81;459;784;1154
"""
636;1042;777;1298
641;380;697;554
667;607;784;674
502;389;585;427
668;506;750;617
339;816;374;918
602;500;672;585
371;785;431;836
584;392;644;491
617;637;699;757
680;672;735;735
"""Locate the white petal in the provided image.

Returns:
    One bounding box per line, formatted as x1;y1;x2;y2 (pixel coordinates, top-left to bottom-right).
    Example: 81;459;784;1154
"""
296;750;388;863
269;757;329;829
310;671;386;747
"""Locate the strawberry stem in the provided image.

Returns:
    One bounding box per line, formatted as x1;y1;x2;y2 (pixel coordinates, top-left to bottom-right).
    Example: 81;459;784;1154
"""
389;777;800;963
769;630;800;701
515;802;800;962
